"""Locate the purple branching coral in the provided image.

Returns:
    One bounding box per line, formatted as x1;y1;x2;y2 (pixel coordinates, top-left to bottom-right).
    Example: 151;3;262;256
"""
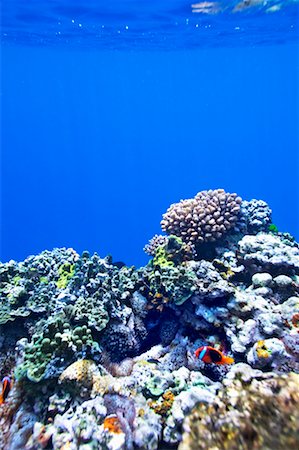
144;235;168;256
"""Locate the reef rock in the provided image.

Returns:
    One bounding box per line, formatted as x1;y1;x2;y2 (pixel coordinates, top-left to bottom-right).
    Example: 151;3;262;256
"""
237;233;299;275
179;372;299;450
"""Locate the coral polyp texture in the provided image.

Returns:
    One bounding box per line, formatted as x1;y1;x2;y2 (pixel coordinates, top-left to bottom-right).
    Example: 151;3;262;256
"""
179;371;299;450
0;189;299;450
160;189;242;247
144;235;168;256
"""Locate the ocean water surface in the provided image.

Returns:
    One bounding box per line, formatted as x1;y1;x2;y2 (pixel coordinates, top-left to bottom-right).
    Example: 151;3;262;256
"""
1;0;299;266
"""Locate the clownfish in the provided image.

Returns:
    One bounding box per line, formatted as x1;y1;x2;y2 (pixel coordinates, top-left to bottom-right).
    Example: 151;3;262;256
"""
0;376;12;404
195;346;234;365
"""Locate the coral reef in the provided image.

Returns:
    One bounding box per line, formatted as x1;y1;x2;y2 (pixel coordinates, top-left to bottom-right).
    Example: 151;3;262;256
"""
0;189;298;450
140;263;197;306
0;248;78;328
14;315;101;383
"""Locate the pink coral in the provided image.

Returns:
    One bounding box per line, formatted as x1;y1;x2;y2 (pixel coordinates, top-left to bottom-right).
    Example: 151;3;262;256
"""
161;189;242;246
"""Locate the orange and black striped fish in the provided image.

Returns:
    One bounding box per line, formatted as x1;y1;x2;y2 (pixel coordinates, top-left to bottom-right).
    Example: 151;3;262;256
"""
0;376;12;404
194;346;234;365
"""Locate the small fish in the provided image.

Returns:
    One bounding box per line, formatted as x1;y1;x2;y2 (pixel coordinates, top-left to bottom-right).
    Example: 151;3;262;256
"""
194;346;234;365
146;358;160;365
0;376;12;404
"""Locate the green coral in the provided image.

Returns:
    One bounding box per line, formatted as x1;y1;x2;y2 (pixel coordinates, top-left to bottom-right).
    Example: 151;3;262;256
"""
268;223;278;233
0;250;82;327
145;264;197;305
12;276;21;285
142;237;197;306
40;276;49;284
0;284;30;324
145;374;171;397
0;304;15;325
15;316;100;383
152;235;192;268
69;296;110;332
56;263;75;289
153;247;175;268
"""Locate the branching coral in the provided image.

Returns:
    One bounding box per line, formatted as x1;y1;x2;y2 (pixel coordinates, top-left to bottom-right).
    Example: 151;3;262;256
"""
161;189;242;247
144;235;168;256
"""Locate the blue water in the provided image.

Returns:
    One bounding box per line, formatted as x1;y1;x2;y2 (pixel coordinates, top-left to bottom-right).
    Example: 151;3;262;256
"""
1;1;299;266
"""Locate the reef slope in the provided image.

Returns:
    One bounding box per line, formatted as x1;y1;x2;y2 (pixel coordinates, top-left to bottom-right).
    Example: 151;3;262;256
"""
0;189;298;450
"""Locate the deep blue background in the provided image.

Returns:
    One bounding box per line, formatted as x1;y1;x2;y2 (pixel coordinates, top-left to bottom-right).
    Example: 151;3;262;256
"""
1;43;298;266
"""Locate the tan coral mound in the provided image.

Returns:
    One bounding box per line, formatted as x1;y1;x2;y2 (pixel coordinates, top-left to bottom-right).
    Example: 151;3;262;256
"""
161;189;242;247
59;359;116;398
179;372;299;450
59;359;97;387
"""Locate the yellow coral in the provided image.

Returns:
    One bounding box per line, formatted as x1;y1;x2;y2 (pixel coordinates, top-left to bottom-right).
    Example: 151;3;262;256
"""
147;292;170;313
60;443;72;450
138;408;145;417
149;390;175;416
163;391;175;402
92;374;114;397
256;341;270;359
59;360;97;386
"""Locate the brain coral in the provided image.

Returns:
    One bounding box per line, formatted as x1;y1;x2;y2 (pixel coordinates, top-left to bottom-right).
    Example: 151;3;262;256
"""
161;189;242;247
